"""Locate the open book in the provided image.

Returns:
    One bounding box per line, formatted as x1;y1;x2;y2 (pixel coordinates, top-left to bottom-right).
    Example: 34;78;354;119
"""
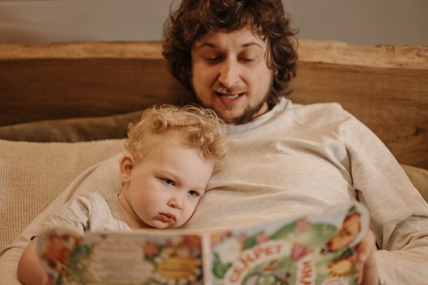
36;202;369;285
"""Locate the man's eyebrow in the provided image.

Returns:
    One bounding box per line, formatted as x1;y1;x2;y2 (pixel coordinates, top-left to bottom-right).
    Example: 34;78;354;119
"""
242;42;262;48
197;42;217;49
196;41;262;50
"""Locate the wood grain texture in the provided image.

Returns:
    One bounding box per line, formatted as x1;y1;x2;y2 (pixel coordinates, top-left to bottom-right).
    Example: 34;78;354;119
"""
0;42;193;125
0;40;426;168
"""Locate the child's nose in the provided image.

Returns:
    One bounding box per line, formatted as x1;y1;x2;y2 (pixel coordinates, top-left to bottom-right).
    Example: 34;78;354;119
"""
167;198;182;210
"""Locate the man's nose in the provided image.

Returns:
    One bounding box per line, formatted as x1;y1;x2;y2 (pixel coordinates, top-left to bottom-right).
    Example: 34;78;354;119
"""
167;198;182;210
218;58;240;88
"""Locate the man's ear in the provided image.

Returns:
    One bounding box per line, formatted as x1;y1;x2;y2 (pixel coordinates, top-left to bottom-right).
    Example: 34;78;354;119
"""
273;67;278;75
119;154;134;183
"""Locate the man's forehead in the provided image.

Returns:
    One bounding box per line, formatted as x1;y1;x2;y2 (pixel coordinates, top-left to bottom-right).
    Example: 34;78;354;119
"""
194;27;267;49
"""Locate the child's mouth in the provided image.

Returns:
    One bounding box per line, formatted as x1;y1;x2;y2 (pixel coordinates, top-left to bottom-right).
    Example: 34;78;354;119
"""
159;213;176;223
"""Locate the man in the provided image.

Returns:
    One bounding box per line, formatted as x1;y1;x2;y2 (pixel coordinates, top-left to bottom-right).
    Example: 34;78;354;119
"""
2;1;427;284
161;0;428;284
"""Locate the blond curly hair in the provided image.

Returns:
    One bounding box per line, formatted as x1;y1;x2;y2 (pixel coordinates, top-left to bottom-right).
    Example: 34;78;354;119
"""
125;104;229;162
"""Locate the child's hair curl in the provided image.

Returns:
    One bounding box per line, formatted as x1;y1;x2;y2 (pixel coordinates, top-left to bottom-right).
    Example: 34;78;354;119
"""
125;104;229;162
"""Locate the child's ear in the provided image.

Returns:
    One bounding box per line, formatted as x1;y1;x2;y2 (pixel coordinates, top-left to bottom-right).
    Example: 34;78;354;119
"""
119;154;134;183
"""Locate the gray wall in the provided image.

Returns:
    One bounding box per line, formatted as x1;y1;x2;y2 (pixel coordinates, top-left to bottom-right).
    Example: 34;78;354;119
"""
0;0;427;45
283;0;428;45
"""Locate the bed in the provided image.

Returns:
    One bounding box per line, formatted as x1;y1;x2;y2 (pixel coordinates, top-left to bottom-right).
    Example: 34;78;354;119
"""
0;40;427;283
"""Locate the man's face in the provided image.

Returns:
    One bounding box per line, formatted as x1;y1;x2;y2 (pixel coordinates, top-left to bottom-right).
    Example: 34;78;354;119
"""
191;26;275;124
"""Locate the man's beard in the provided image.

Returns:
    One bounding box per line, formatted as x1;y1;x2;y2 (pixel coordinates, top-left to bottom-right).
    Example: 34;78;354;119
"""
227;96;269;124
194;95;268;124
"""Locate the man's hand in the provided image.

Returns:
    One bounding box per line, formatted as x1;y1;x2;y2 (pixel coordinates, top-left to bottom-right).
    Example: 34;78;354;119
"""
356;230;380;285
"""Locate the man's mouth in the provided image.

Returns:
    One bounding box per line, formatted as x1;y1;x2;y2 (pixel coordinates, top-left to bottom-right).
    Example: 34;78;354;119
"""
223;94;240;99
216;91;244;100
159;213;176;223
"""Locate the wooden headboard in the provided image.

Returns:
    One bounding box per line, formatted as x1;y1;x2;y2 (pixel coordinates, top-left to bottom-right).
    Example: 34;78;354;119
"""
0;40;427;169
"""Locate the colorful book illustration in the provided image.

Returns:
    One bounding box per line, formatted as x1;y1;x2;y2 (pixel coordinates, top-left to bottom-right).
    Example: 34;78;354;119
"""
36;202;369;285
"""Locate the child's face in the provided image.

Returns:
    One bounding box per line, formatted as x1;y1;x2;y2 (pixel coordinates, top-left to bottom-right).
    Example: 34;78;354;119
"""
119;135;214;229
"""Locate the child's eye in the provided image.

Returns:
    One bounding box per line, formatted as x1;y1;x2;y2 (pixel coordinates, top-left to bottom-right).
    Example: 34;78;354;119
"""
188;190;200;197
163;179;175;186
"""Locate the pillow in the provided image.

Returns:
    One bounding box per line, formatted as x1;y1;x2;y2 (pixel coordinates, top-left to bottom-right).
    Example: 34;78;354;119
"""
0;111;142;142
401;164;428;202
0;139;126;249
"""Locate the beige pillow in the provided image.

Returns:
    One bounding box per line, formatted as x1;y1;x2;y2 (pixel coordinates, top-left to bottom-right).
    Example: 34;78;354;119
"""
0;139;126;249
0;111;141;142
401;164;428;202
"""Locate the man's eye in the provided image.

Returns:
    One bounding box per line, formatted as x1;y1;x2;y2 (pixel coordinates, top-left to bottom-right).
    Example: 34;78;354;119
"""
163;179;175;186
205;57;218;62
205;56;222;63
240;57;255;63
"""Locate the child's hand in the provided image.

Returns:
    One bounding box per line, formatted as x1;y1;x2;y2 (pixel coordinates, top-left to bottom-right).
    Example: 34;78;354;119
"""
17;237;45;285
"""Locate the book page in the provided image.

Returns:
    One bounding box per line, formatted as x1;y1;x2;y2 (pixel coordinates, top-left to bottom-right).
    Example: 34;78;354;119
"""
207;202;369;285
36;202;368;285
36;230;204;285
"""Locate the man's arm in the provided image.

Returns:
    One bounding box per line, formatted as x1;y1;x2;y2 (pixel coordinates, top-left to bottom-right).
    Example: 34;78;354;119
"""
341;109;428;284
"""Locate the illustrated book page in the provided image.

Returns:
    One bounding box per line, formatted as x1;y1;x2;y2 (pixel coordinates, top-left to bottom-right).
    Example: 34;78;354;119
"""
36;202;369;285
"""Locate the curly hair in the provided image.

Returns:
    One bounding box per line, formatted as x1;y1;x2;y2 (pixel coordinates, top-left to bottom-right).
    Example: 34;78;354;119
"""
162;0;298;107
125;104;229;162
